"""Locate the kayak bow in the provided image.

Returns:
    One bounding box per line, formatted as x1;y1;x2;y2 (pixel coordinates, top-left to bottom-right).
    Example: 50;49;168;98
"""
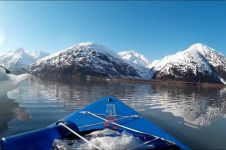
1;96;189;150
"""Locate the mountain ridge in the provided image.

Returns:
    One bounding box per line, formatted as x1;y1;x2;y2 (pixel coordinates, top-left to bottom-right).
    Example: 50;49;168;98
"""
1;42;225;84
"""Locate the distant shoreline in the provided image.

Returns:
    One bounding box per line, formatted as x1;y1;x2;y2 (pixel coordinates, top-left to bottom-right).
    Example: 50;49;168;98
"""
108;77;225;88
35;75;225;88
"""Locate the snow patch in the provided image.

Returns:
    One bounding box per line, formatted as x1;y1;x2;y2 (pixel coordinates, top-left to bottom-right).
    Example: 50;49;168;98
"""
219;77;226;85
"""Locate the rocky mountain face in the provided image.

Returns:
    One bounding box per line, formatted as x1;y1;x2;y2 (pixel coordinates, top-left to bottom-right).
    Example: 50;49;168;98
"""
30;42;141;79
149;43;226;84
0;48;48;74
118;50;152;79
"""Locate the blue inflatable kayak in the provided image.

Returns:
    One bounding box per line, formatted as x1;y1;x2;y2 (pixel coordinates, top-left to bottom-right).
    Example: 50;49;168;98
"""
1;96;189;150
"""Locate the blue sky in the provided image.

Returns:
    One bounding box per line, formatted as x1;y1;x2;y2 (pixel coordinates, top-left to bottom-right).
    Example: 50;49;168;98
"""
0;1;226;60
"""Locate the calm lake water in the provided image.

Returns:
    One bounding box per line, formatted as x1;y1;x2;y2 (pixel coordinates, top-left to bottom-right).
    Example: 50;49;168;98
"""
0;77;226;149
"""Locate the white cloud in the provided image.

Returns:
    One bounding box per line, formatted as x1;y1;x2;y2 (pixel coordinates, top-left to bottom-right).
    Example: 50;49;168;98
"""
0;34;4;45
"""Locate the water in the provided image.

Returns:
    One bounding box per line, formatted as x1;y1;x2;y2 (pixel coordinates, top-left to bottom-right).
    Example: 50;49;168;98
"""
0;77;226;149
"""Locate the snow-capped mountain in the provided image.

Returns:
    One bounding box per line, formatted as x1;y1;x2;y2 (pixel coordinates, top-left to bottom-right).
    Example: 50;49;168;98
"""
0;48;49;74
4;42;225;84
118;50;151;67
27;50;49;60
30;42;141;79
118;50;152;79
150;43;226;84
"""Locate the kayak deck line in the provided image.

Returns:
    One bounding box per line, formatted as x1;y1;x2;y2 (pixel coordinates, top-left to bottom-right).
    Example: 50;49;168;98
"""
81;111;152;135
82;113;141;118
79;114;140;129
80;111;176;146
128;137;159;150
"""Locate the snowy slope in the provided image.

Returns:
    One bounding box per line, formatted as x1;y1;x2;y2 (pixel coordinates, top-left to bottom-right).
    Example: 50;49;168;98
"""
150;43;226;84
0;48;49;74
31;42;141;79
194;44;226;84
118;50;152;79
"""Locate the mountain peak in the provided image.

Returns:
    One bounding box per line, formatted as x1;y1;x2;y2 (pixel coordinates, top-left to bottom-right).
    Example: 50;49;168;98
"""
118;50;151;67
77;42;96;46
77;42;107;50
190;43;206;47
127;50;141;56
187;43;212;52
27;50;49;59
75;42;106;50
73;42;118;58
15;48;25;53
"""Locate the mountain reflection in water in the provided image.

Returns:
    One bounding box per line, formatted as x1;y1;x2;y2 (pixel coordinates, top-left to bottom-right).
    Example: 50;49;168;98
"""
150;84;226;127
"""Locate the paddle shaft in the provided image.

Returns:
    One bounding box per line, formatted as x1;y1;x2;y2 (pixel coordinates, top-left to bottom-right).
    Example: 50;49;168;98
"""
81;111;176;146
86;111;152;136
